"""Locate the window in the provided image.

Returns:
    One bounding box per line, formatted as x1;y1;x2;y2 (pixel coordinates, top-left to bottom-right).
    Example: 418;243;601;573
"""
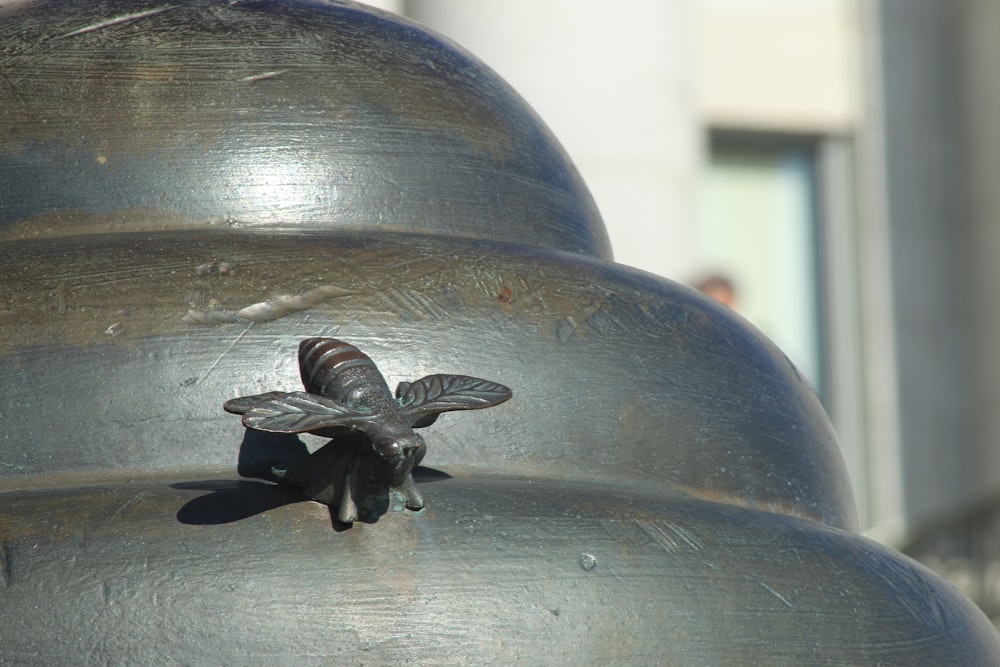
697;131;825;396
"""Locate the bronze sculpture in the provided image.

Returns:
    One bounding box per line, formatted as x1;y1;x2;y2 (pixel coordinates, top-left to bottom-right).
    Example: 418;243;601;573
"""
1;0;999;663
224;337;511;523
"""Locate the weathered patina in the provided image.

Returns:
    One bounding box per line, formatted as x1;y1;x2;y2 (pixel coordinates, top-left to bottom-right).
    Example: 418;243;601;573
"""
1;0;998;663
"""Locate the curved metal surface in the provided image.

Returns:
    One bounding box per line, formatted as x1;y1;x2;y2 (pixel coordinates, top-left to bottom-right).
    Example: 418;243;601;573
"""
0;0;610;258
1;476;998;665
2;0;999;663
0;229;855;531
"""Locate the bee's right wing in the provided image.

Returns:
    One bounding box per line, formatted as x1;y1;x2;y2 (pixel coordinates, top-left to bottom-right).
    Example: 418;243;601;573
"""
397;374;512;427
241;391;377;435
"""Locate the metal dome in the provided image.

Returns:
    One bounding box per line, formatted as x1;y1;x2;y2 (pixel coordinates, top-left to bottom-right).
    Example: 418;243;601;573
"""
1;1;998;664
0;0;610;258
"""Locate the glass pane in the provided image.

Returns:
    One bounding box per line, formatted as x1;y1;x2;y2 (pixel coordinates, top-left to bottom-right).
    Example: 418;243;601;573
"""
697;137;823;394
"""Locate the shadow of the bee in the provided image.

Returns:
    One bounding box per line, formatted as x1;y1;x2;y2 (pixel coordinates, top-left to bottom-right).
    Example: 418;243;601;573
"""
173;430;450;530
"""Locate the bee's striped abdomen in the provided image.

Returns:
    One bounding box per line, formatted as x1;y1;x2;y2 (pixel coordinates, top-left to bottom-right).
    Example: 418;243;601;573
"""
298;337;386;402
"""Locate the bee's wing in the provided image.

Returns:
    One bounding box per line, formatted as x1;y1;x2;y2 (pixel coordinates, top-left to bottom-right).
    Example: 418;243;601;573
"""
223;391;294;415
242;391;377;435
397;374;512;428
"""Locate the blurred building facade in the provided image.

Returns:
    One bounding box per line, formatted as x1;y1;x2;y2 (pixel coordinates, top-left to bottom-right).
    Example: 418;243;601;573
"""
364;0;1000;622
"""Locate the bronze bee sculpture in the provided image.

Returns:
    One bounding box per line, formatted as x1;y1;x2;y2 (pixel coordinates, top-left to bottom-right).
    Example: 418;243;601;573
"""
224;338;512;524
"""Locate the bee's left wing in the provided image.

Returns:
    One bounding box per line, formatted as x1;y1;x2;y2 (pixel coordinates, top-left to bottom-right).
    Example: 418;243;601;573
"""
397;374;512;428
223;391;294;415
241;391;377;435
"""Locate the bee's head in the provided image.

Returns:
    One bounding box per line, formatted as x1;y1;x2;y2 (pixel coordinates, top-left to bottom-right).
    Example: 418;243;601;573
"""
373;432;426;464
372;432;426;485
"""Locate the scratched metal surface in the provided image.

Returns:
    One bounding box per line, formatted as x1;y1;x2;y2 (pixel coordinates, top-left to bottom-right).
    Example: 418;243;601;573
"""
1;476;998;665
2;0;1000;664
0;229;856;531
0;0;609;259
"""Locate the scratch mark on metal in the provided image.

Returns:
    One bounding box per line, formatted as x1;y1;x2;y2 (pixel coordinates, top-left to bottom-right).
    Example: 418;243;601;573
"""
61;6;177;38
635;519;704;553
382;286;450;322
0;541;10;588
199;322;253;383
757;580;793;608
853;545;948;630
238;70;289;83
600;519;637;546
556;315;578;343
0;70;27;108
106;492;148;524
601;518;704;554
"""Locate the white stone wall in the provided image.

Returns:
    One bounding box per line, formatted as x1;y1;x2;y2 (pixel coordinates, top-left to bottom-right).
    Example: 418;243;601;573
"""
405;1;702;280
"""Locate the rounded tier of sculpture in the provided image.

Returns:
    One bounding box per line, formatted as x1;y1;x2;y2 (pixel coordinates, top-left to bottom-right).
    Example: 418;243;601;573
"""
1;1;997;664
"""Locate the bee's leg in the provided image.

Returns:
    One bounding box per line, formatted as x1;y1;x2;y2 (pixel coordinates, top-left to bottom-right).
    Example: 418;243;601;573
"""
274;437;339;489
271;434;373;525
398;473;424;511
337;467;359;524
295;450;343;505
301;468;340;506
